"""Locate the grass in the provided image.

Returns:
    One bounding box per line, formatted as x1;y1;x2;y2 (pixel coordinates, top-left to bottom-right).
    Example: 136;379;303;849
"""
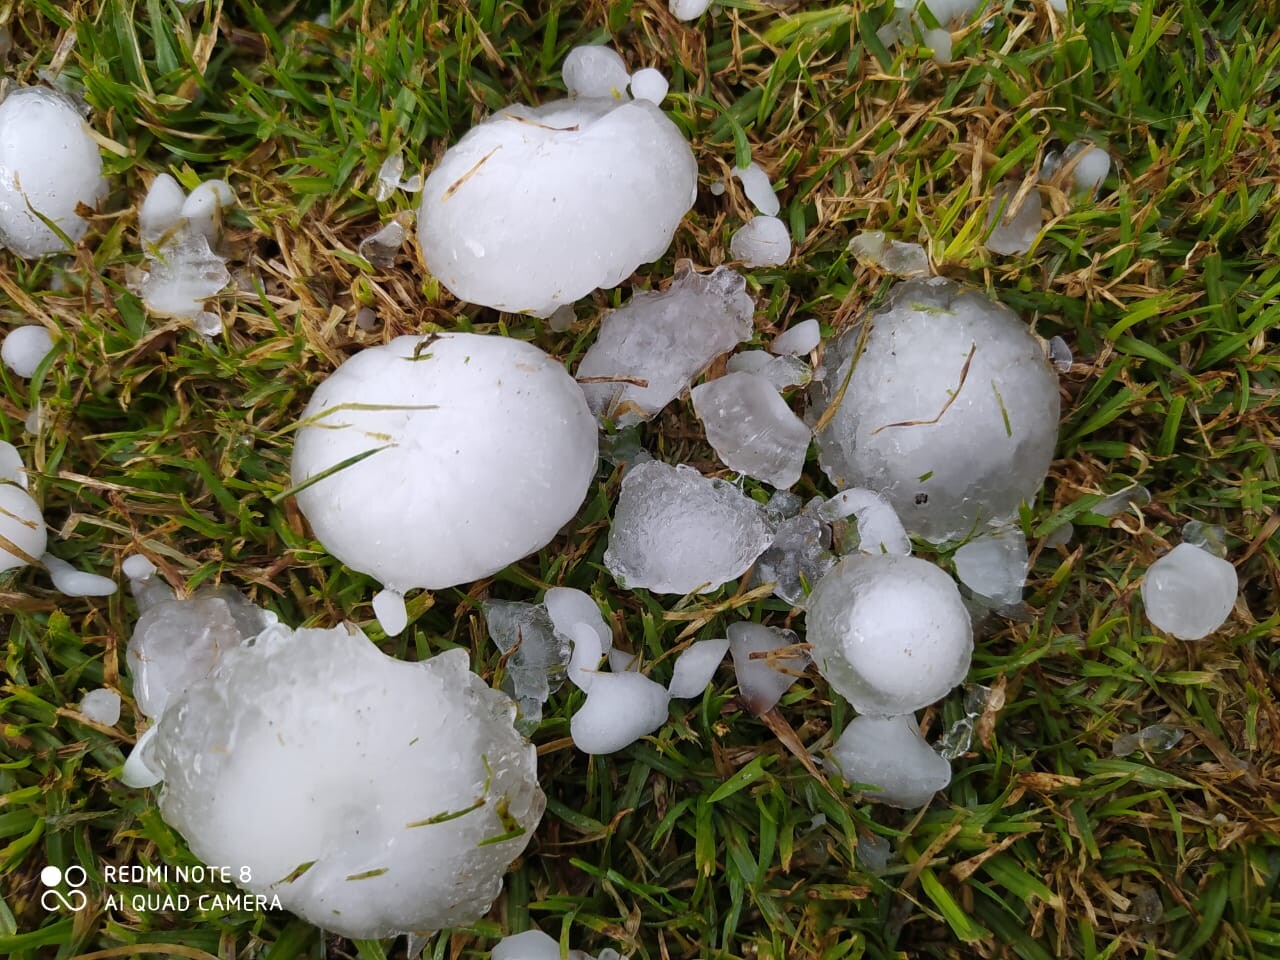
1;0;1278;957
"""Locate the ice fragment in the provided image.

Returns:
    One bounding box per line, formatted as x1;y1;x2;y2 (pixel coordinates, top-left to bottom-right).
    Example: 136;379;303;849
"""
43;553;117;597
668;638;730;698
730;215;791;267
2;325;54;378
79;688;121;725
1141;542;1237;640
570;671;670;754
953;527;1028;607
692;371;811;488
728;622;807;715
770;319;820;356
984;182;1042;255
829;714;951;808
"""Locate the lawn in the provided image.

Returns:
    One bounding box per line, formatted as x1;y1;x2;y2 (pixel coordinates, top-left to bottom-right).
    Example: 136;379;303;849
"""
1;0;1278;958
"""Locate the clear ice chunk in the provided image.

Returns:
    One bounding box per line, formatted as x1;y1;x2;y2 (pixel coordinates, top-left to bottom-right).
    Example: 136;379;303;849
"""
984;182;1042;255
375;151;404;201
359;218;407;267
570;671;670;754
1092;483;1150;517
578;263;755;425
1140;542;1237;640
726;351;812;390
1047;334;1072;373
819;488;911;556
828;714;951;808
770;318;820;356
750;502;836;604
1182;520;1228;559
730;215;791;267
483;599;571;726
805;554;972;715
953;526;1029;607
603;461;773;595
728;622;807;715
848;230;930;276
691;371;812;488
668;638;730;698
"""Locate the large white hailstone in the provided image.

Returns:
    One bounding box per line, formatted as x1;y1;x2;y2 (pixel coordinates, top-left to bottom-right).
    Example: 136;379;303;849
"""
770;318;820;356
563;45;630;99
730;215;791;267
670;0;712;20
291;333;598;635
148;623;543;939
1141;542;1238;641
728;622;807;715
828;714;952;808
570;670;670;754
805;554;972;715
417;94;697;316
809;278;1060;542
2;325;55;378
577;263;755;425
0;483;46;573
668;637;730;698
603;460;772;595
0;87;107;257
691;371;812;488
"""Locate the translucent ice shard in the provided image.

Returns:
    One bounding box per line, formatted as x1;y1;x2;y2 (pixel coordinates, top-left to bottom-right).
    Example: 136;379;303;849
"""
570;670;670;754
1141;542;1237;640
668;637;730;698
730;215;791;267
603;460;772;595
770;319;820;356
728;622;807;715
483;599;571;727
578;263;755;425
828;714;951;808
953;526;1029;607
750;502;836;604
149;625;544;939
726;351;812;390
692;372;812;488
2;325;54;378
848;231;929;277
375;151;404;202
809;278;1060;542
358;217;407;268
819;488;911;556
1093;483;1150;517
805;554;972;715
732;162;780;217
984;182;1042;255
1047;335;1072;373
1182;520;1228;559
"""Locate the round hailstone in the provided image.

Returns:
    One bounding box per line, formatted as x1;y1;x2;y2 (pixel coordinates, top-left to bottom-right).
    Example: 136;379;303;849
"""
828;714;951;808
562;45;630;99
1140;542;1238;641
629;67;669;104
417;97;697;316
2;325;55;378
0;483;46;574
670;0;712;21
0;87;107;258
730;215;791;267
805;553;972;715
149;623;544;939
78;688;122;726
291;333;598;633
810;278;1060;542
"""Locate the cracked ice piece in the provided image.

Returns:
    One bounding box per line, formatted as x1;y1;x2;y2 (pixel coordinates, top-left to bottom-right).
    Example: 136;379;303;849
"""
290;333;598;632
728;622;807;715
953;527;1028;607
730;215;791;267
0;87;107;258
79;688;121;726
570;670;670;754
1140;542;1238;641
750;503;836;604
150;624;543;939
2;326;54;378
138;230;231;323
578;264;755;425
43;553;117;597
732;162;780;217
726;351;812;390
691;372;812;488
848;231;929;277
483;599;571;723
819;488;911;556
805;553;972;715
563;45;630;99
417;94;696;316
770;319;820;356
984;182;1042;255
126;585;277;720
828;714;951;808
375;151;404;202
629;68;669;104
0;483;46;573
604;461;772;595
809;278;1060;542
668;637;730;698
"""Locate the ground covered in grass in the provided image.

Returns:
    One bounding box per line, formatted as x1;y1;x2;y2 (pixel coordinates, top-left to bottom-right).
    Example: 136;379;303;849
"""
1;0;1278;958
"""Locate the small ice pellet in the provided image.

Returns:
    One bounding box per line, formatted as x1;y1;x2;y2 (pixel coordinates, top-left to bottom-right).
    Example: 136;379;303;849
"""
561;45;630;99
730;215;791;267
709;179;726;196
670;0;712;21
372;588;408;636
1048;335;1073;373
732;162;781;217
1068;143;1111;193
770;318;821;356
139;173;186;243
668;637;730;699
79;688;122;726
43;554;118;598
2;326;55;378
923;27;952;63
629;68;668;104
122;554;157;580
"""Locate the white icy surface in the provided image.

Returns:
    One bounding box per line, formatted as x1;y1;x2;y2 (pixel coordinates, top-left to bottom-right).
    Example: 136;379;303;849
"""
805;553;972;715
984;182;1042;255
291;333;598;627
692;372;811;488
2;326;54;378
565;622;605;692
43;553;117;597
0;87;107;258
668;638;730;698
122;554;157;580
728;622;807;715
0;483;46;574
418;94;696;316
828;714;952;808
730;215;791;267
126;585;276;720
150;625;544;939
670;0;712;20
139;173;186;242
79;688;121;726
732;162;780;217
545;586;611;655
563;45;630;99
608;647;642;673
604;460;772;595
770;319;820;356
953;526;1028;607
578;264;755;425
819;488;911;556
1141;542;1237;641
493;930;559;960
0;440;27;488
810;278;1060;542
629;68;669;104
570;670;670;754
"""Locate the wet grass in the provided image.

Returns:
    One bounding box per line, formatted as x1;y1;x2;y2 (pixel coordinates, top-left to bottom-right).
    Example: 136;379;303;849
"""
1;1;1278;958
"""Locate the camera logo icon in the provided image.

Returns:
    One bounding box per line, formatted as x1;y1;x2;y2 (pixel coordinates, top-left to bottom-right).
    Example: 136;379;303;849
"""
40;865;88;912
